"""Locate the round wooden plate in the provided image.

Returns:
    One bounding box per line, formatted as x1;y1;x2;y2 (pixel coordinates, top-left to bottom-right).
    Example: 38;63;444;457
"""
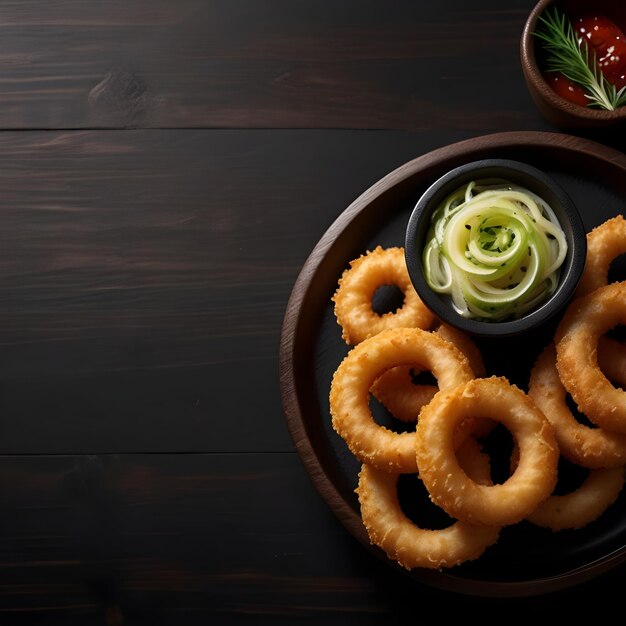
279;131;626;597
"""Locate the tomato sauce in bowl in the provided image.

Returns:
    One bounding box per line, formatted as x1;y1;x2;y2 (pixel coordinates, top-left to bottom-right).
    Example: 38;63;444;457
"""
521;0;626;128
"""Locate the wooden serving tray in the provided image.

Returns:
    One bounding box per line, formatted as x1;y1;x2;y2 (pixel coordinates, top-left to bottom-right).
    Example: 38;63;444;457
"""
279;131;626;597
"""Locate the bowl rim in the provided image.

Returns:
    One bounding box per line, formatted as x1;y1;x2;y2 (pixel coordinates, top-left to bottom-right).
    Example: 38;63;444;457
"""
404;157;587;337
521;0;626;122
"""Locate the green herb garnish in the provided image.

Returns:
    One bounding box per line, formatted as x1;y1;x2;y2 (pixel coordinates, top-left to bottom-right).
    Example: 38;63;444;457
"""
534;7;626;111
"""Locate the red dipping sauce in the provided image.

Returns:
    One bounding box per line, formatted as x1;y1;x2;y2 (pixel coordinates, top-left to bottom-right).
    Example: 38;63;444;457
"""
542;13;626;107
543;71;590;106
575;14;626;90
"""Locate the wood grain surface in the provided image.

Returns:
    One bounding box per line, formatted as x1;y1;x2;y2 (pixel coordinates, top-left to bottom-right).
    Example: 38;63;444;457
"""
0;0;555;131
0;0;625;623
0;128;489;455
0;453;624;624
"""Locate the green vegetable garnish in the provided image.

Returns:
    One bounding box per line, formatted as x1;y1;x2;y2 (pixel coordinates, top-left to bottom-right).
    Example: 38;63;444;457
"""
533;7;626;111
422;180;567;321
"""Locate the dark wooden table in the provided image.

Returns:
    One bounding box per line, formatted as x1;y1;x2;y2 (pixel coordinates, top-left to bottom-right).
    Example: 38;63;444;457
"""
1;1;624;623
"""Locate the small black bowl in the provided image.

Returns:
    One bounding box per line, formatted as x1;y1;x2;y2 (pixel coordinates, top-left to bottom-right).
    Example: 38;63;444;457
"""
404;158;586;338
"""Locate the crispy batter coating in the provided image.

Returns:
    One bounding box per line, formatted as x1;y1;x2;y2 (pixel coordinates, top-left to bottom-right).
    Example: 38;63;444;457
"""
435;322;486;378
332;246;434;345
529;342;626;468
555;281;626;435
356;438;500;570
575;215;626;298
370;323;485;423
415;377;559;527
330;327;474;473
526;466;624;531
370;365;438;423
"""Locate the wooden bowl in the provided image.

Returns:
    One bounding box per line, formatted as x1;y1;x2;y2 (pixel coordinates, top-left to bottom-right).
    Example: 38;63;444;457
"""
521;0;626;128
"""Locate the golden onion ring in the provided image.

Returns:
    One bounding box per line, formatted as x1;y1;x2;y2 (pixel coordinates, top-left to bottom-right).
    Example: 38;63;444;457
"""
370;365;438;423
526;466;624;531
575;215;626;298
529;342;626;468
330;327;474;473
356;438;500;570
555;281;626;435
415;377;558;526
332;246;434;345
370;323;485;423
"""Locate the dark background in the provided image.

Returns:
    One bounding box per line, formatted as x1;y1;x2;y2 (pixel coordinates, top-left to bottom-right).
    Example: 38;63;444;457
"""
0;1;624;623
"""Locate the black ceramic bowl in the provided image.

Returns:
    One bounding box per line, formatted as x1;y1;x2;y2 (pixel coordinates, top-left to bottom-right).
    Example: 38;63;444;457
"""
404;158;586;338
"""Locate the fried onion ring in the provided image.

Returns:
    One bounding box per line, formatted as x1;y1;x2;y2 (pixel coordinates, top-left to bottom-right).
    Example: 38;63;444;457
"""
528;343;626;469
599;336;626;385
435;322;487;378
370;323;486;423
415;376;558;526
575;215;626;298
356;438;500;570
332;246;434;345
527;466;624;531
370;366;438;423
555;281;626;435
330;327;474;473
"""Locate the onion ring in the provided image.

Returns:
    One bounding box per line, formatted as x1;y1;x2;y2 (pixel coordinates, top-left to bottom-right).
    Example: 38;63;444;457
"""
370;366;438;423
370;323;485;423
575;215;626;298
415;376;558;526
528;342;626;469
330;327;474;473
369;358;494;438
599;336;626;385
434;324;495;438
527;466;624;531
356;438;500;570
435;322;486;378
555;281;626;434
332;246;434;345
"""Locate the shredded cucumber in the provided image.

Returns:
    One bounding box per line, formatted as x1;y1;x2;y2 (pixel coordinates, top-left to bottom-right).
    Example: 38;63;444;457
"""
422;179;568;321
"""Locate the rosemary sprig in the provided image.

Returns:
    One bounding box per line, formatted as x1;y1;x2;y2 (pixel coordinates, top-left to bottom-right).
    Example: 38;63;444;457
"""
533;8;626;111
